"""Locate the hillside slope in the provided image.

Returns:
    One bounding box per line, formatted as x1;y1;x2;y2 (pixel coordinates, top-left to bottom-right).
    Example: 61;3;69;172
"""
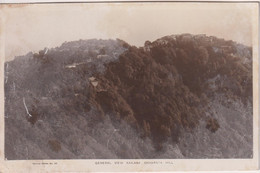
5;34;252;159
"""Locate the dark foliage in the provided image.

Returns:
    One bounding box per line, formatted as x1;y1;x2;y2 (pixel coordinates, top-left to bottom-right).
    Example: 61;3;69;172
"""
87;34;252;147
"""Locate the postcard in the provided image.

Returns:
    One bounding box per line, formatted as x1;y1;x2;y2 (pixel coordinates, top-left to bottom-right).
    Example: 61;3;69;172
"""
0;2;259;172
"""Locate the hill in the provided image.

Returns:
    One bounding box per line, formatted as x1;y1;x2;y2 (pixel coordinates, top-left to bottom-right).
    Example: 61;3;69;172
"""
5;34;252;159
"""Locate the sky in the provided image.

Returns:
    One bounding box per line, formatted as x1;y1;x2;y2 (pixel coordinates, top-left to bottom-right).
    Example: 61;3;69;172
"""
0;2;256;61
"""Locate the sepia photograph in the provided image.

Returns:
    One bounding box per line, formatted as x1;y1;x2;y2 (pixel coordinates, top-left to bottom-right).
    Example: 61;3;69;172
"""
0;1;259;172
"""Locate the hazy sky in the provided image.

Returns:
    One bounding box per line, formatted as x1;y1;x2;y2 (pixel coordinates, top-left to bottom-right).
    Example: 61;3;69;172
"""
1;3;255;61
